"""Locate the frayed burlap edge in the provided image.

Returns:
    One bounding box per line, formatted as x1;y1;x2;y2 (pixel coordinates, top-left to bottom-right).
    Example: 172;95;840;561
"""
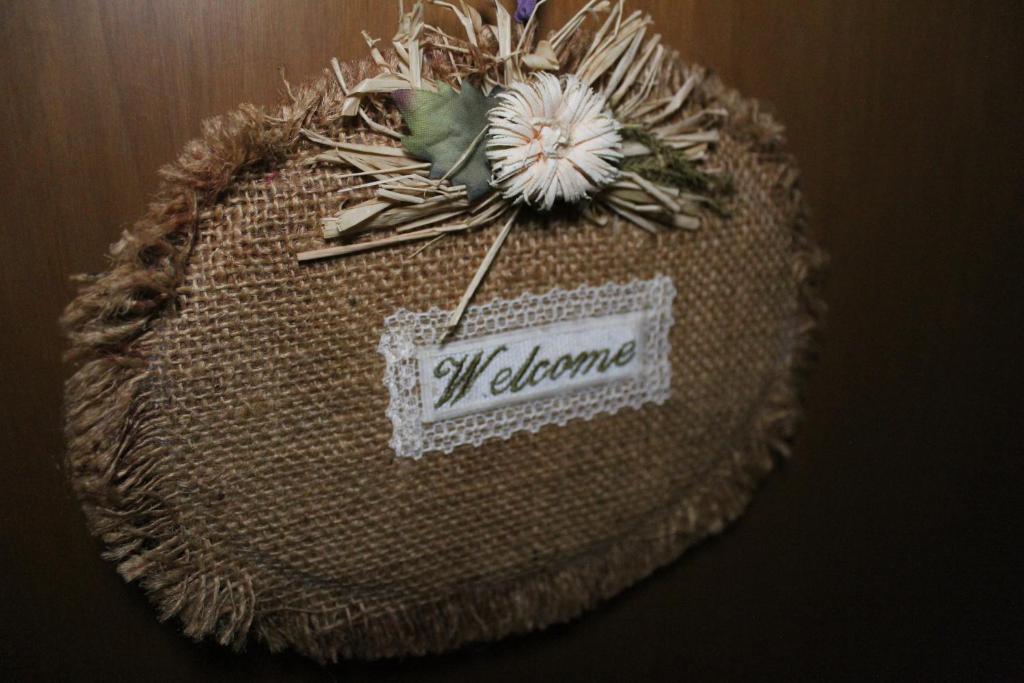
62;55;826;662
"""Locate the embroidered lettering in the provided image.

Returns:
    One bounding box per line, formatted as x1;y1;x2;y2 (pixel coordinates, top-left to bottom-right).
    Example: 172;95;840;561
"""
433;345;507;409
434;339;639;407
417;315;645;423
378;276;676;458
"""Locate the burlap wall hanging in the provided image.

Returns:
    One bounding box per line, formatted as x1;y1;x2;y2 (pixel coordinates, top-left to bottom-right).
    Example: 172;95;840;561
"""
63;0;825;663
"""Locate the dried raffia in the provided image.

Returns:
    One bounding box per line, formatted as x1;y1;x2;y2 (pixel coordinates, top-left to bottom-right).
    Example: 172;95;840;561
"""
296;0;728;329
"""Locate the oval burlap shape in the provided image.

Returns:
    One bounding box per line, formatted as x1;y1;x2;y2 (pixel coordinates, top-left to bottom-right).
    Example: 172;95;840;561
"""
63;50;824;662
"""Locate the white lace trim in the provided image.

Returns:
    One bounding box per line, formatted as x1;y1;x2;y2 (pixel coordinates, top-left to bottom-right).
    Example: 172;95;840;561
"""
378;276;676;458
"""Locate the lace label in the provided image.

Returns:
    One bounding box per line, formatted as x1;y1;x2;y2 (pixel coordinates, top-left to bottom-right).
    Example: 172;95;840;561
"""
378;277;675;458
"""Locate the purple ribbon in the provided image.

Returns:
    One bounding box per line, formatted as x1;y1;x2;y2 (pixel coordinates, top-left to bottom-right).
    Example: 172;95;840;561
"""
515;0;539;23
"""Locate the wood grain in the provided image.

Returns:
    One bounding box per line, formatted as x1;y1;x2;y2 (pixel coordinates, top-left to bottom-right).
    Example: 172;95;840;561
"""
1;1;1022;679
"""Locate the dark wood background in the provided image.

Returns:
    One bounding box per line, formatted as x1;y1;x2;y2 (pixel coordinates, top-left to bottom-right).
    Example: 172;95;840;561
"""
2;1;1022;680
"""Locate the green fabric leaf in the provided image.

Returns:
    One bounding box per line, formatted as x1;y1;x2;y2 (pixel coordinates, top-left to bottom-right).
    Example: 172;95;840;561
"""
394;83;500;201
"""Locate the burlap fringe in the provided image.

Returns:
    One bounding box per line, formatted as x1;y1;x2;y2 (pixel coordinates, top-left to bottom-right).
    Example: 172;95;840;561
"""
62;56;825;661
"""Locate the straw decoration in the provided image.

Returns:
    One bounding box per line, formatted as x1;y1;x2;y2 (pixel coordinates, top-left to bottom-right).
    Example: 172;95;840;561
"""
297;0;727;329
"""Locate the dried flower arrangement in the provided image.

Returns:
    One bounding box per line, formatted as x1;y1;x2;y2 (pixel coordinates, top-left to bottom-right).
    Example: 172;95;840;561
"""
297;0;728;328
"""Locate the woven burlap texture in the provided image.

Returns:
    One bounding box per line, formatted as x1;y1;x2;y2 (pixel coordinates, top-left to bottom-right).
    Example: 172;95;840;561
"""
62;48;825;663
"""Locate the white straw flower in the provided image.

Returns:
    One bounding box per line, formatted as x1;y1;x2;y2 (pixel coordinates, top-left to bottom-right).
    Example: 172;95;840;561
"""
486;73;622;210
